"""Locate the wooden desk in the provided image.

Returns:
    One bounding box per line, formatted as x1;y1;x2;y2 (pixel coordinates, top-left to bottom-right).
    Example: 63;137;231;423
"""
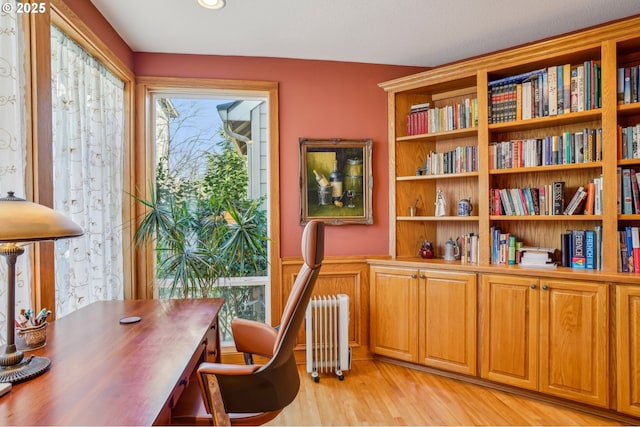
0;298;223;426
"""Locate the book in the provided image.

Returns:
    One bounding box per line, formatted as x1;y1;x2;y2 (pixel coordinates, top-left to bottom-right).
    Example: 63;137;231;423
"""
593;175;603;215
620;230;630;272
563;64;571;114
577;65;585;112
626;226;635;272
583;182;595;215
508;235;517;265
622;168;634;214
552;181;565;215
570;67;579;112
561;232;571;267
595;225;602;271
585;229;595;270
519;246;557;269
571;230;586;269
631;169;640;214
563;186;585;215
633;227;640;273
548;66;557;116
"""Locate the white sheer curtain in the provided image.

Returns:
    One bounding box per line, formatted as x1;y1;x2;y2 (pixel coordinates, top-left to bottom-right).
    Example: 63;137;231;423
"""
0;1;30;345
50;25;124;317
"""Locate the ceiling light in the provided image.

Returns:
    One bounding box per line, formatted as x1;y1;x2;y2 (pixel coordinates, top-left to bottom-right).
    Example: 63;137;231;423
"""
198;0;226;9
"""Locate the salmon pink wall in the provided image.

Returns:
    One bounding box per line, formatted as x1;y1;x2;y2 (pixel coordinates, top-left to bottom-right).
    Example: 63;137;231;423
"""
60;0;427;258
135;54;424;257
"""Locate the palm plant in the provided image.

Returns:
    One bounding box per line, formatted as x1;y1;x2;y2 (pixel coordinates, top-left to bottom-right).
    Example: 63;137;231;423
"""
132;186;268;299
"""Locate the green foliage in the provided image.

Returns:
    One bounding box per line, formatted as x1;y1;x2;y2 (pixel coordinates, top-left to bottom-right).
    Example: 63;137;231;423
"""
132;133;268;299
203;139;249;204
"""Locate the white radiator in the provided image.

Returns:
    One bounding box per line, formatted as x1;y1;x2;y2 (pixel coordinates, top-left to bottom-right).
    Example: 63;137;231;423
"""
305;294;351;382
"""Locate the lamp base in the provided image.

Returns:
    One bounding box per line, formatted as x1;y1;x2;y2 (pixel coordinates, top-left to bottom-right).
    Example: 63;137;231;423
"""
0;355;50;383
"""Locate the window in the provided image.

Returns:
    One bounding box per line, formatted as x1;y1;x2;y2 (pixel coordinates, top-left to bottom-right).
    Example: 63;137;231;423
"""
136;80;279;346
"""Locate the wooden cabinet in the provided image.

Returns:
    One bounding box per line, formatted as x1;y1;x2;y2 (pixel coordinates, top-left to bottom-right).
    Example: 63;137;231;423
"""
419;269;477;375
480;274;539;390
370;265;476;374
370;265;419;362
480;274;609;407
616;284;640;417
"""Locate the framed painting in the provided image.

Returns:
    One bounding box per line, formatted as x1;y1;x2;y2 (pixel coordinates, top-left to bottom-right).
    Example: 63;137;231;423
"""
299;138;373;225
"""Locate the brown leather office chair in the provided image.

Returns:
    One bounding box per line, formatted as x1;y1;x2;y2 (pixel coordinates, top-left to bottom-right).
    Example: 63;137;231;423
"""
172;220;325;426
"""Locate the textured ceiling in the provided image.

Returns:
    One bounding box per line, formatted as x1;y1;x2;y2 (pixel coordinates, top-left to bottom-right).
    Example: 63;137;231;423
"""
90;0;640;67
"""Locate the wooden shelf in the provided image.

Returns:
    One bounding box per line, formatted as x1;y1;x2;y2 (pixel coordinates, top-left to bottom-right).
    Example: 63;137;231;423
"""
397;127;478;142
397;171;479;181
397;215;479;222
488;109;602;132
489;162;602;175
490;215;602;221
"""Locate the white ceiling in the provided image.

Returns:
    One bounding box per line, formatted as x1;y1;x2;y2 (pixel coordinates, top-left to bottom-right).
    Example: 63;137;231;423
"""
90;0;640;67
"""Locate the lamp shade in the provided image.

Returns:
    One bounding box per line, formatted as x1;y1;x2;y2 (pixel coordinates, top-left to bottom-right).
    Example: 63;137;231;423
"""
0;192;83;243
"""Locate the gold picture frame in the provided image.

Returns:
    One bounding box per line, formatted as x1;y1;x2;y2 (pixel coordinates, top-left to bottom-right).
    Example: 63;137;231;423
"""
299;138;373;225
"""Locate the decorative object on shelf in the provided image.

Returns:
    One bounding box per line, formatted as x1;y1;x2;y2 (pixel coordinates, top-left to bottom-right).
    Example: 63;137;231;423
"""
419;241;434;259
457;197;473;216
408;197;419;217
435;188;446;217
299;138;373;225
443;237;460;261
0;192;83;383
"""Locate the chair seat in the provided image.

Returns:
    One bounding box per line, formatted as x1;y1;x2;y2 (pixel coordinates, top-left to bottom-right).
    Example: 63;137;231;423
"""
171;374;282;426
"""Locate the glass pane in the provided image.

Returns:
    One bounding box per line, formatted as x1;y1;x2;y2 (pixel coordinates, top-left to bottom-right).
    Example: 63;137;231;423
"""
150;95;270;341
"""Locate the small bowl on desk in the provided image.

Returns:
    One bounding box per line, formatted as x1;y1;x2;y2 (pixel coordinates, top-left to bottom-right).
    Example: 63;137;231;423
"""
16;322;48;351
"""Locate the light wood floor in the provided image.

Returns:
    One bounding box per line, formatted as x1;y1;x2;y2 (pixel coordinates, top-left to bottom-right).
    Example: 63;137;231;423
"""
266;360;626;426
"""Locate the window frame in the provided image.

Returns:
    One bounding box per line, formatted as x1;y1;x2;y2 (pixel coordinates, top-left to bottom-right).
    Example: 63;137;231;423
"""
28;0;135;317
135;78;282;317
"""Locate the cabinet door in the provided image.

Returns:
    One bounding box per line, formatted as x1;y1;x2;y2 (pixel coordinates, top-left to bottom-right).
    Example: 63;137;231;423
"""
479;274;539;390
539;279;609;407
419;270;477;375
370;266;419;362
617;285;640;417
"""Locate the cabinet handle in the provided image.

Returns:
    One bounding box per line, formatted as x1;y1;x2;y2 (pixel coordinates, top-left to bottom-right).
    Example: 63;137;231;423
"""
411;274;417;279
542;285;549;290
419;274;426;279
530;284;536;289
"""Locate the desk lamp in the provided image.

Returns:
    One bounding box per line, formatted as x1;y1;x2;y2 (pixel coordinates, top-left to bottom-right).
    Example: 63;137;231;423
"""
0;192;83;382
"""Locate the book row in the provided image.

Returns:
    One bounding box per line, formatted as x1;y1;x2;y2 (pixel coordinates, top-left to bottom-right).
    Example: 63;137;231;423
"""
490;178;602;217
618;226;640;273
490;228;522;266
561;228;603;270
417;145;478;176
405;97;478;136
618;65;640;105
488;61;601;124
489;127;602;170
458;233;479;265
618;123;640;160
619;167;640;215
490;230;558;268
489;227;603;270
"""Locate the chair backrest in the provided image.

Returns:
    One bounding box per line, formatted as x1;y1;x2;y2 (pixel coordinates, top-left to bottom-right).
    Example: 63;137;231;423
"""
197;220;325;418
265;220;324;370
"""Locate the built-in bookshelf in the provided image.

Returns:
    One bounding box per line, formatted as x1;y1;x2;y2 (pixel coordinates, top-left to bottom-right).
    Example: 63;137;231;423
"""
392;77;480;262
380;16;640;276
616;34;640;273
